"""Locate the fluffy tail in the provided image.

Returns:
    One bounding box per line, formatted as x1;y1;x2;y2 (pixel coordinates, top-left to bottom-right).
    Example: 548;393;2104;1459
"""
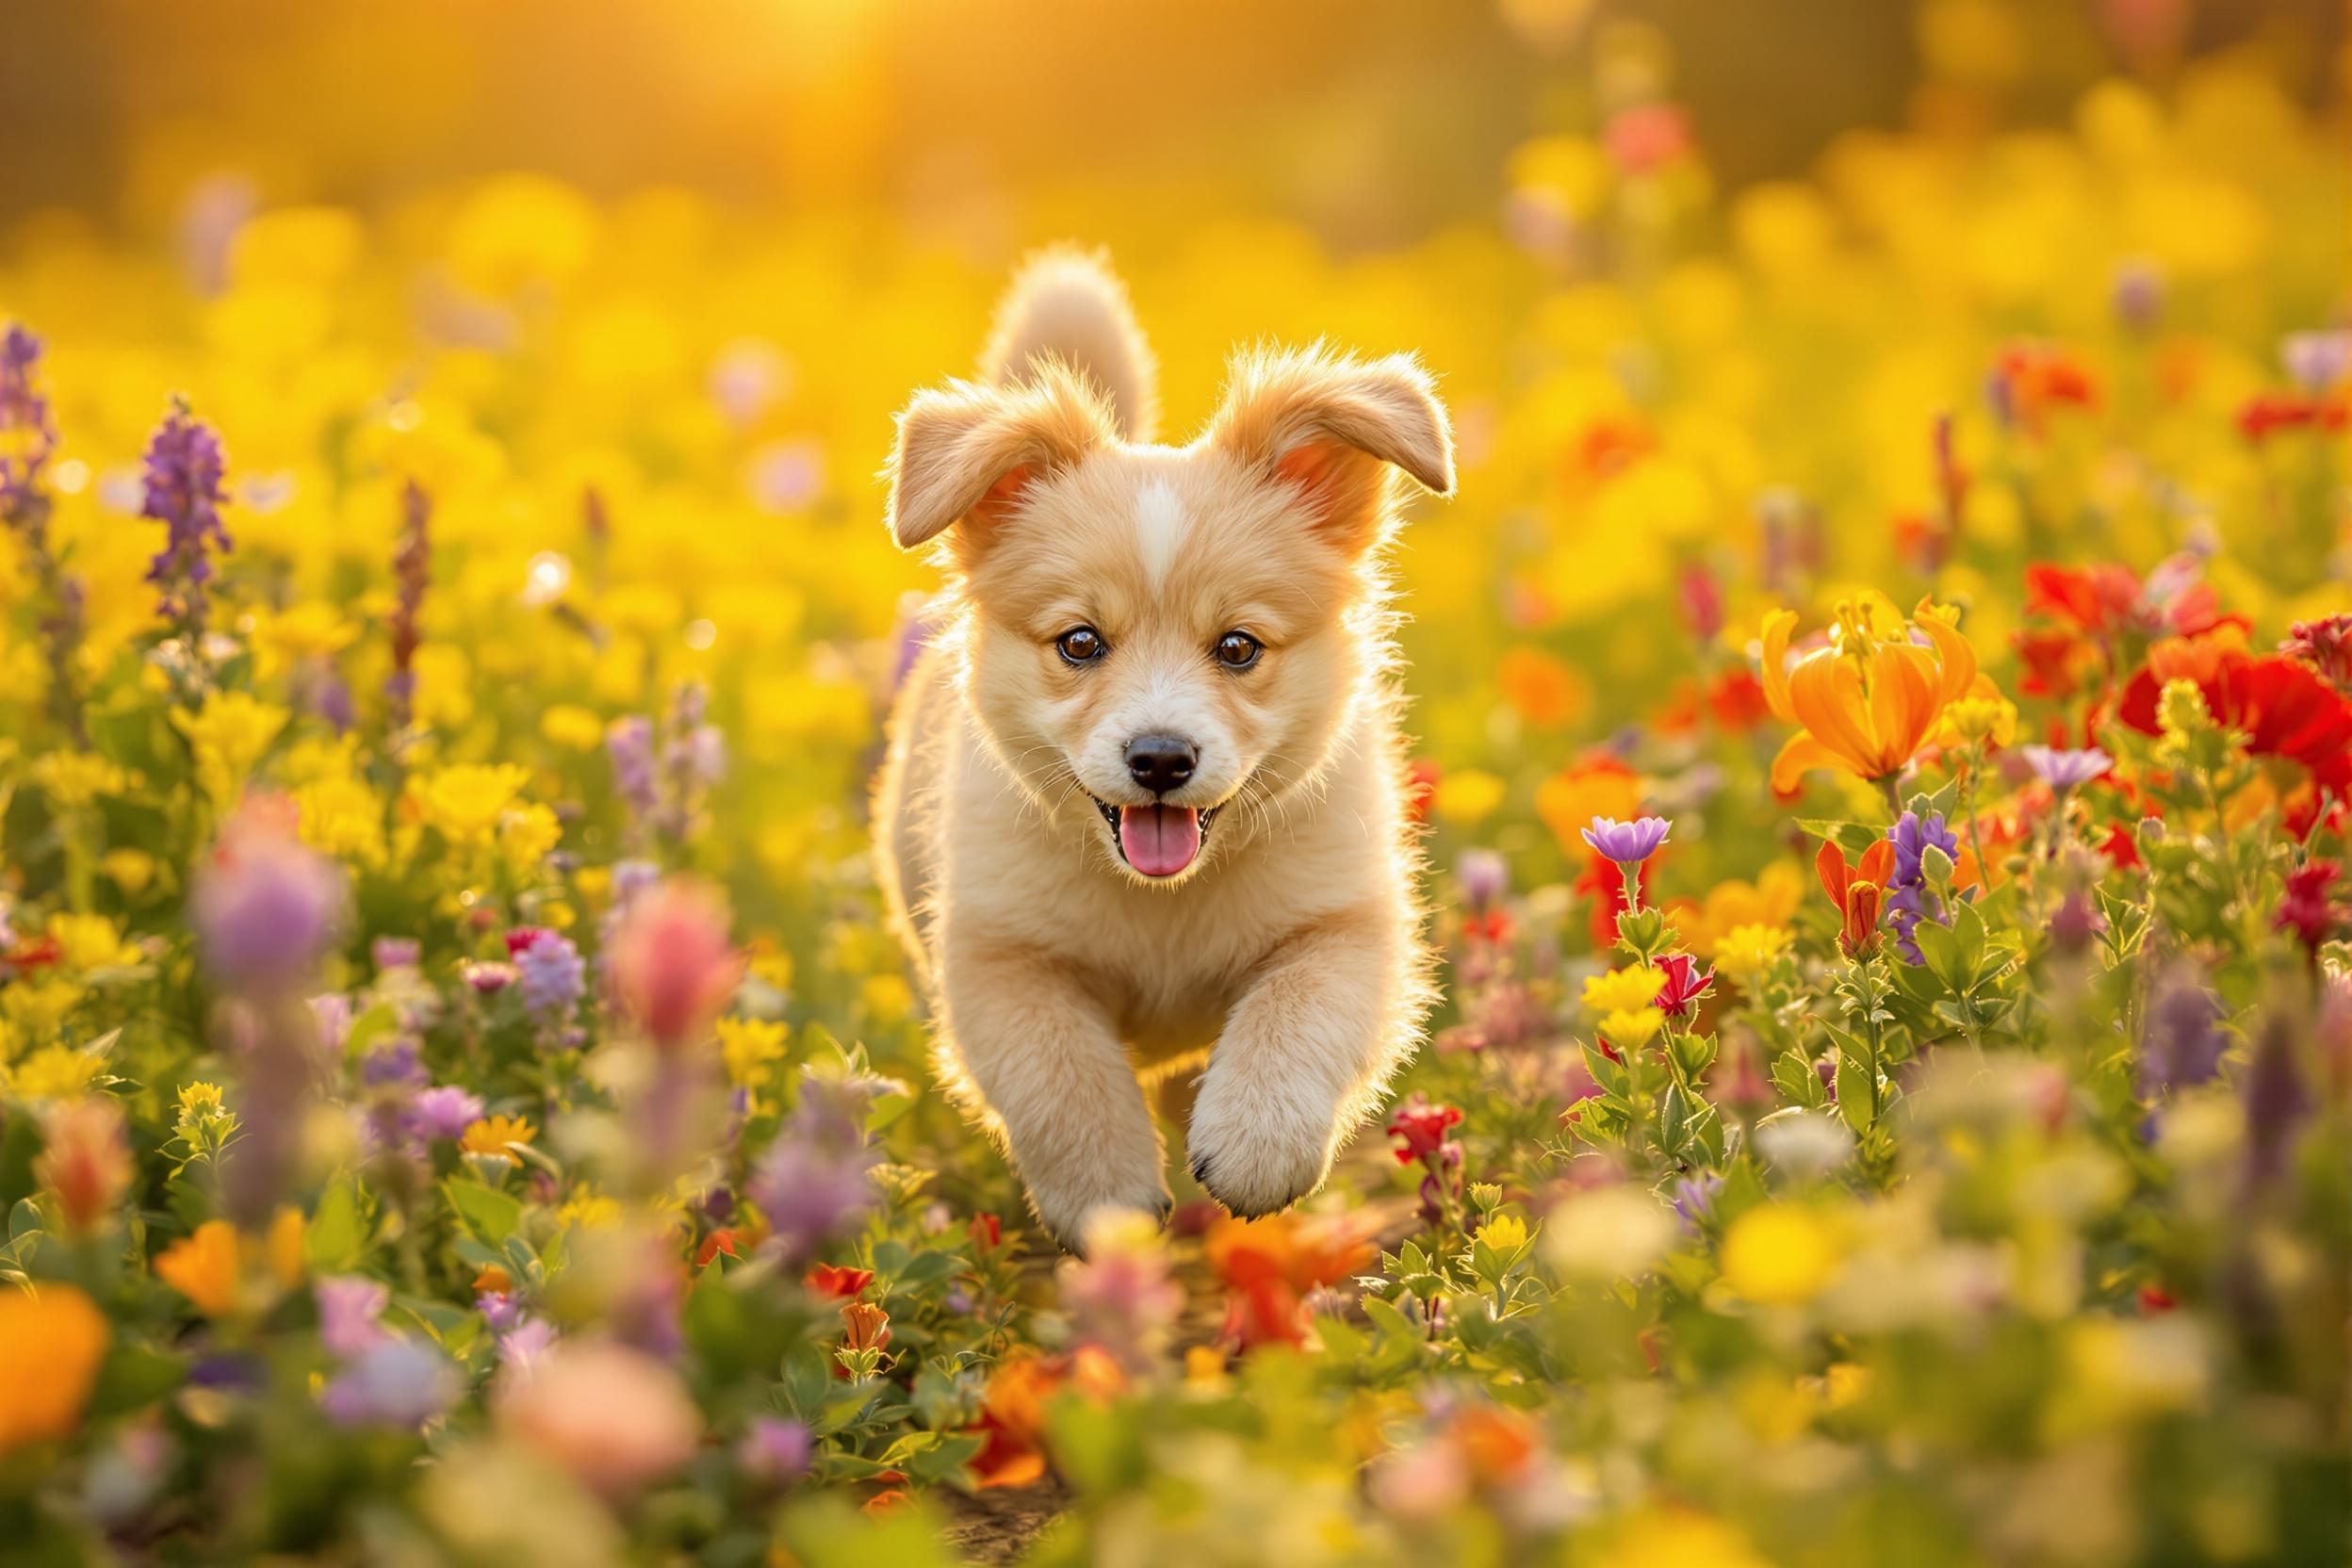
982;246;1157;442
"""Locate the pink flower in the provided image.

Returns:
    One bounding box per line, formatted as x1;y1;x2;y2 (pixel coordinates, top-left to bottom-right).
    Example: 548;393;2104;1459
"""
191;797;344;996
607;878;742;1047
1654;954;1714;1019
496;1340;702;1495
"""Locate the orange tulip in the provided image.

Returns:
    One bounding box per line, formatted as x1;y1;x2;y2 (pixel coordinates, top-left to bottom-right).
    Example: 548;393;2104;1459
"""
1761;597;1977;795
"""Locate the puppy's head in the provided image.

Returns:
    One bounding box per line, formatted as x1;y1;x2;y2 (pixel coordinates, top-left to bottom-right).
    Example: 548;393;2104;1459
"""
885;258;1452;884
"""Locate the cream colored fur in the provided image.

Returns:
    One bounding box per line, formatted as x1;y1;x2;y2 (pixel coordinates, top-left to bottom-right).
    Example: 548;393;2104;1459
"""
874;247;1452;1249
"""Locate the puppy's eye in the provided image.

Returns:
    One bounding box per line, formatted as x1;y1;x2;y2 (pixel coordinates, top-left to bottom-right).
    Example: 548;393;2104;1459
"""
1214;630;1264;670
1055;626;1107;665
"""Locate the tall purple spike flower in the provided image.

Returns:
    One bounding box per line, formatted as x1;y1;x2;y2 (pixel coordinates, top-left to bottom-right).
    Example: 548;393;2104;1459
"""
139;398;231;640
3;325;88;742
1;324;57;514
2138;971;2227;1100
1886;810;1959;964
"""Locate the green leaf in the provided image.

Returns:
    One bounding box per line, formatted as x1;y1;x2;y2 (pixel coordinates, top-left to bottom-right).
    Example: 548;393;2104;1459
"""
442;1179;523;1245
1835;1049;1876;1133
1796;818;1884;856
303;1176;368;1272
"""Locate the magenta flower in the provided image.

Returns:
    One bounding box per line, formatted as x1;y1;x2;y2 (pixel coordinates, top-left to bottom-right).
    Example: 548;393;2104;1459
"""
1654;953;1714;1019
407;1086;484;1142
1581;815;1671;865
737;1415;814;1488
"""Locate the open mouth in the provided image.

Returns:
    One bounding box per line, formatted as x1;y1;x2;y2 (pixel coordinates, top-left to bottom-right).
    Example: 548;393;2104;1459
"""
1091;796;1220;877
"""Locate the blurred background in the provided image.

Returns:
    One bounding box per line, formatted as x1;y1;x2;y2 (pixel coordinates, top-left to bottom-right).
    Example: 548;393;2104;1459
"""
7;1;2344;242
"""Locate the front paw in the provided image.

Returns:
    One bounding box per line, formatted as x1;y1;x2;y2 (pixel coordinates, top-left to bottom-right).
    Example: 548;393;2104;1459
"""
1022;1168;1172;1255
1186;1085;1335;1220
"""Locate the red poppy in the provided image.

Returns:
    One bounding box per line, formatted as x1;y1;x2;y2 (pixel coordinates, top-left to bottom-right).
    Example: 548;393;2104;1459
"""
1205;1214;1376;1349
696;1230;741;1269
1403;759;1443;825
1992;341;2099;431
2235;390;2347;443
968;1212;1003;1252
802;1262;873;1298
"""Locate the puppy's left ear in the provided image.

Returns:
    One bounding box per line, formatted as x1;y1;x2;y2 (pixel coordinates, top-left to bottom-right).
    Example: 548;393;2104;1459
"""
1210;346;1455;552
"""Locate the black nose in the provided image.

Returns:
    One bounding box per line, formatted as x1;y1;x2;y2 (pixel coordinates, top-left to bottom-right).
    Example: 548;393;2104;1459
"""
1124;734;1197;795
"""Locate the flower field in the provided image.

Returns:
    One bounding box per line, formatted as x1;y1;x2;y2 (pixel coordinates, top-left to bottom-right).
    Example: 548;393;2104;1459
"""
2;6;2349;1564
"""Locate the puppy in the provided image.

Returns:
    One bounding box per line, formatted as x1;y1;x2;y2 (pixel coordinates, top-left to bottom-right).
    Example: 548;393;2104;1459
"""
874;248;1453;1248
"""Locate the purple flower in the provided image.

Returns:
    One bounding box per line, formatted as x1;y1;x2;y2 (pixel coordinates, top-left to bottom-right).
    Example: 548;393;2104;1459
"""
139;400;232;638
2111;259;2164;333
1580;815;1671;865
2139;972;2227;1098
608;716;659;820
1457;849;1509;910
479;1291;526;1332
191;804;344;996
408;1086;484;1141
1;324;57;515
2019;745;2112;792
497;1317;560;1379
309;992;354;1054
2242;1015;2310;1192
361;1035;428;1089
746;1079;879;1265
1886;810;1960;964
737;1415;813;1488
318;1338;459;1429
315;1275;391;1358
514;930;586;1019
2281;329;2352;396
372;936;422;972
1671;1171;1723;1234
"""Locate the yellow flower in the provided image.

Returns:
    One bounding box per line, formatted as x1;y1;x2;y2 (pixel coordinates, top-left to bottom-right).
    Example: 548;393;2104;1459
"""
171;692;291;808
1721;1203;1841;1305
410;763;532;847
1715;924;1796;990
0;1285;110;1455
1759;596;1977;793
155;1220;243;1315
1941;681;2018;748
176;1082;227;1128
715;1018;790;1106
498;801;564;875
1594;1508;1770;1568
557;1189;621;1232
1431;768;1506;825
295;773;388;870
249;600;358;679
29;751;132;810
3;980;83;1047
99;848;157;895
9;1045;104;1101
46;913;137;972
1476;1214;1530;1251
1673;862;1805;956
1582;965;1665;1014
1600;1008;1665;1050
540;704;607;751
462;1115;538;1155
267;1206;306;1289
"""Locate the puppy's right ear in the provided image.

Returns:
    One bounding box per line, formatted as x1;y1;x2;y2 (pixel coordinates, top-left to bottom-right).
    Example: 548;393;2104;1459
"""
883;372;1115;550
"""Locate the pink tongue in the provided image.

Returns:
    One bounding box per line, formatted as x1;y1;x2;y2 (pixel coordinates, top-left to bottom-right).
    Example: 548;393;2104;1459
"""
1118;805;1202;876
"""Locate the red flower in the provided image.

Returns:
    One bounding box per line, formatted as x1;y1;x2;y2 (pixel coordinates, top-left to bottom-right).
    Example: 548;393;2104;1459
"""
1385;1095;1462;1167
2119;639;2352;833
696;1229;741;1268
2138;1283;2178;1314
1653;953;1714;1019
2277;861;2344;956
1403;759;1442;825
1992;341;2099;432
2235;390;2347;443
2284;614;2352;696
1817;839;1896;960
968;1212;1003;1252
803;1263;874;1299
